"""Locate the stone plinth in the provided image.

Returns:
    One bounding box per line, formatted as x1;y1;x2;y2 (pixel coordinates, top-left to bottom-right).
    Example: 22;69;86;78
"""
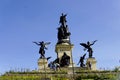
55;43;74;67
86;58;97;70
38;58;48;70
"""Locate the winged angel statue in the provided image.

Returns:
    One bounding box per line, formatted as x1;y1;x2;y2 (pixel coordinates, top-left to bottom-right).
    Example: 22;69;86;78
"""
33;41;50;58
80;40;97;58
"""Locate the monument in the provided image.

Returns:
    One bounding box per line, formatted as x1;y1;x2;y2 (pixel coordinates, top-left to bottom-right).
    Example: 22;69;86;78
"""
33;41;50;70
80;40;97;70
33;14;98;71
55;13;74;67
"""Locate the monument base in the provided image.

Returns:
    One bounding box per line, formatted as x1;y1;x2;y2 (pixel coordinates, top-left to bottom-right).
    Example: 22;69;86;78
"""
57;39;70;44
86;57;97;70
38;58;48;71
55;43;74;68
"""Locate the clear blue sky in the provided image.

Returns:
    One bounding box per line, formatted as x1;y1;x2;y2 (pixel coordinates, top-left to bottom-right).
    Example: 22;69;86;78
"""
0;0;120;74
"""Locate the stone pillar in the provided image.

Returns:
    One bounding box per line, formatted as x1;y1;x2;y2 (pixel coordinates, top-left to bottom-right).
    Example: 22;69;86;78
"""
55;43;74;67
86;58;97;70
38;58;48;71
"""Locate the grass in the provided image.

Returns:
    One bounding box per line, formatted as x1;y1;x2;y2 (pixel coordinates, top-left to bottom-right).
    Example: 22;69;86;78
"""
0;70;119;80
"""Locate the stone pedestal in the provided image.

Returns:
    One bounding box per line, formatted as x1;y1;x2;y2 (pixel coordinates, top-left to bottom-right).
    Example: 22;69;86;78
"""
55;43;74;67
38;58;48;70
86;58;97;70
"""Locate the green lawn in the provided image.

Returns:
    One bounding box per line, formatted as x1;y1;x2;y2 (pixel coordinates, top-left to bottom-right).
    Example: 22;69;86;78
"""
0;70;119;80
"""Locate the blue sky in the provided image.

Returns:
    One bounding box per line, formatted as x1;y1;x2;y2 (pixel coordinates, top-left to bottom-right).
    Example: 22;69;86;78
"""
0;0;120;74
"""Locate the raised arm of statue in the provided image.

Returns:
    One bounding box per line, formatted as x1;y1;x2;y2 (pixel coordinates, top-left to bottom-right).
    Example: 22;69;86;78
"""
90;40;97;46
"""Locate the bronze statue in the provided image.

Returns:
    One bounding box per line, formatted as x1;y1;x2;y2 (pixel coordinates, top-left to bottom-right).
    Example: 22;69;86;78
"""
60;52;70;67
59;13;67;27
57;13;71;44
57;26;71;40
33;41;50;58
57;26;64;40
77;54;86;67
80;40;97;58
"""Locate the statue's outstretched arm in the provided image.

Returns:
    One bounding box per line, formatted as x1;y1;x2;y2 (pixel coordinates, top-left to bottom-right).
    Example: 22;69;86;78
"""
90;40;97;46
33;42;39;46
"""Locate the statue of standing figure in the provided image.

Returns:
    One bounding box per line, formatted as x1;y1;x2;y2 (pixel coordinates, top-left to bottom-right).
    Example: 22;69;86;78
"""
33;41;50;58
59;13;67;27
80;40;97;58
57;13;71;43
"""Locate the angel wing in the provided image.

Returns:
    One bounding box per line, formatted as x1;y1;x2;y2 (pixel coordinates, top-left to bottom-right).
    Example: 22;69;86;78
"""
44;42;51;45
80;43;89;48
